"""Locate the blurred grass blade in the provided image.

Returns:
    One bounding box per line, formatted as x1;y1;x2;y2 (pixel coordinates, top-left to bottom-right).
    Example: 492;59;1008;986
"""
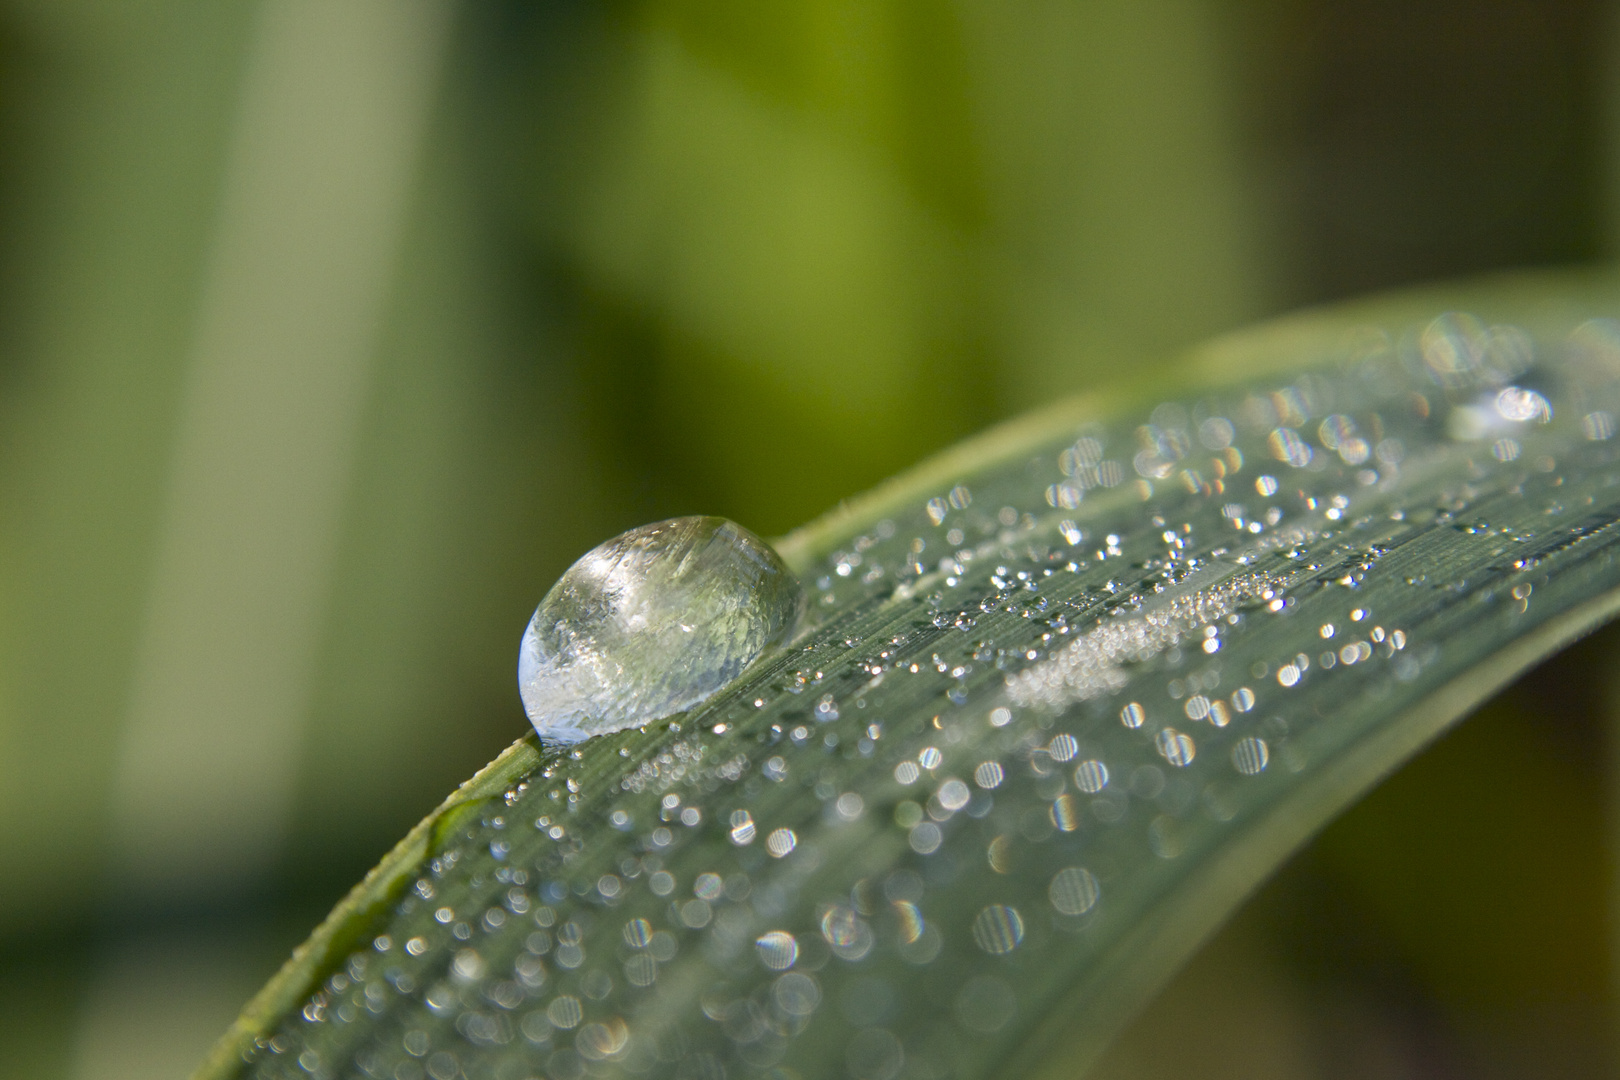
113;0;454;899
198;270;1620;1080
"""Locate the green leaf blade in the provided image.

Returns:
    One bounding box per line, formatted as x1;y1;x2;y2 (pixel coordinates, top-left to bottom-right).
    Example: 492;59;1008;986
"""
202;272;1620;1080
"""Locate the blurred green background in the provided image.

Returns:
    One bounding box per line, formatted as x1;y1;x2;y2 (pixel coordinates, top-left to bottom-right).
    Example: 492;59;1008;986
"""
0;0;1612;1077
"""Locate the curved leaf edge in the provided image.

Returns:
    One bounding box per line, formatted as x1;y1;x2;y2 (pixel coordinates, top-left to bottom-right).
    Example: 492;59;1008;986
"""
194;737;546;1080
192;264;1620;1079
776;265;1616;571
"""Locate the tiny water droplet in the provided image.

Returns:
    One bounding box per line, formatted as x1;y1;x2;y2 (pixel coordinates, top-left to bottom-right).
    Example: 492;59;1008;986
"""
1267;428;1312;468
756;930;799;970
972;905;1025;954
1073;760;1109;793
1048;867;1100;915
519;517;802;744
1232;736;1270;775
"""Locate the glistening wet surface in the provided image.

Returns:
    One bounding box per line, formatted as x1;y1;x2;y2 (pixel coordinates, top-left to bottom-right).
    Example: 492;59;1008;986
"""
236;307;1620;1080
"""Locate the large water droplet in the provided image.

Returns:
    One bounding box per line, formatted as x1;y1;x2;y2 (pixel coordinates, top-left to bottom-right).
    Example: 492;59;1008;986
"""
518;516;803;744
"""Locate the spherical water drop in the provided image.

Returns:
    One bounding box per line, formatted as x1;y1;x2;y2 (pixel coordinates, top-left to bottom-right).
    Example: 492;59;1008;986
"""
1232;736;1270;775
1073;760;1109;793
1495;386;1551;423
1156;728;1196;767
972;905;1025;954
1048;867;1100;915
974;761;1005;789
755;931;799;970
1267;428;1312;468
518;516;803;744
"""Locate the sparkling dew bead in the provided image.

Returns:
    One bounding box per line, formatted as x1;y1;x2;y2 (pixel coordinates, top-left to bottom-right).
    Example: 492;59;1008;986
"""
518;516;803;744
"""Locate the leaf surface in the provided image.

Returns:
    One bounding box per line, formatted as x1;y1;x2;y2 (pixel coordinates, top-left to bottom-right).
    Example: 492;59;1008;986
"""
199;270;1620;1080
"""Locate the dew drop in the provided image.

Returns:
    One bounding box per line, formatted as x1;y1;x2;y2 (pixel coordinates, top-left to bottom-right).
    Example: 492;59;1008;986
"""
820;905;873;960
1232;736;1270;775
972;905;1025;954
755;931;799;970
1048;867;1100;915
1073;760;1109;793
909;822;942;854
518;517;803;744
1050;794;1079;832
1495;386;1551;423
847;1028;905;1080
893;900;926;942
1267;428;1312;468
1198;417;1235;450
1156;728;1196;767
1582;411;1615;440
1317;414;1356;449
547;996;583;1030
774;972;821;1016
955;976;1016;1033
936;780;971;812
1045;483;1082;509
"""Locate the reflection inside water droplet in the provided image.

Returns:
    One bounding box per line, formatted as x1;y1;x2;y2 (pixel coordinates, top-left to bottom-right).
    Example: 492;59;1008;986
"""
518;516;803;744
